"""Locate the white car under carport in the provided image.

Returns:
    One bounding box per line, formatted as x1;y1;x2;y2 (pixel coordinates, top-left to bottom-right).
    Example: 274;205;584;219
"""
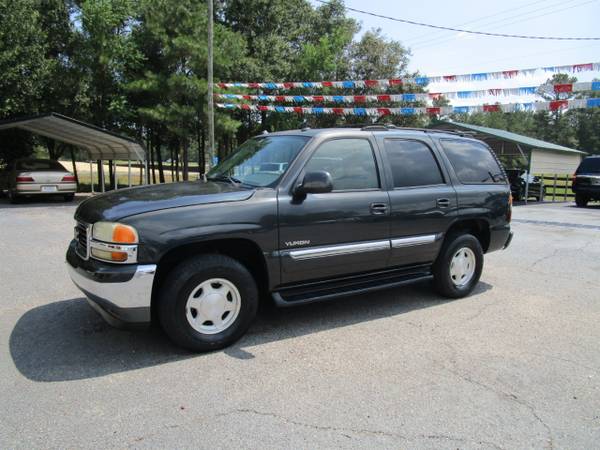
5;158;76;203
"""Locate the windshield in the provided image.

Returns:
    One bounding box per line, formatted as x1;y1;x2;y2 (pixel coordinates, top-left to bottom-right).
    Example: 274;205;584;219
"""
16;159;67;172
577;157;600;174
208;135;309;187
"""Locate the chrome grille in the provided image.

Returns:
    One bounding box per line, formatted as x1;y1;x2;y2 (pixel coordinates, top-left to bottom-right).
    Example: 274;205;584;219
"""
75;221;90;259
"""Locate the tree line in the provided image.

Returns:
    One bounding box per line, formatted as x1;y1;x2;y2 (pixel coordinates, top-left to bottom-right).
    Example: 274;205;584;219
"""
0;0;598;186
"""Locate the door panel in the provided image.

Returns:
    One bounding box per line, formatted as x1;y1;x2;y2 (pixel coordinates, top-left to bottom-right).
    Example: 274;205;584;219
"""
278;190;391;284
277;137;391;285
380;137;457;267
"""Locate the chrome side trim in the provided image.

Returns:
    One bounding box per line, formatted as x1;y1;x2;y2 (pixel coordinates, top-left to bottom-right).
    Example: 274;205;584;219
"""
289;240;390;261
391;234;438;248
67;263;156;309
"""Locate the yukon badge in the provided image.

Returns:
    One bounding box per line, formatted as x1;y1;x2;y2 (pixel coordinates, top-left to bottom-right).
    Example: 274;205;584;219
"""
285;240;311;247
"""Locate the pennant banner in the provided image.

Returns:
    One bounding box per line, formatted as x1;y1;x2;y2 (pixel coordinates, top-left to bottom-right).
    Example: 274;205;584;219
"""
217;62;600;90
215;81;600;103
217;98;600;116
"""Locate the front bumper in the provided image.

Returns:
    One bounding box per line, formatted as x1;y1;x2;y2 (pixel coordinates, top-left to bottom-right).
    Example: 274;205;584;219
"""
66;242;155;328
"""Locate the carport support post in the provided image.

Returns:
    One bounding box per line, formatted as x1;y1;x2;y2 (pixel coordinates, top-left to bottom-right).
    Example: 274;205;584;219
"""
99;160;105;193
523;146;531;205
89;160;94;194
113;160;118;190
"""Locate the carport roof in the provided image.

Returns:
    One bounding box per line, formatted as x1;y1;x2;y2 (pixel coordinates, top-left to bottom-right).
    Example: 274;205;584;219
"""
434;121;586;155
0;113;146;161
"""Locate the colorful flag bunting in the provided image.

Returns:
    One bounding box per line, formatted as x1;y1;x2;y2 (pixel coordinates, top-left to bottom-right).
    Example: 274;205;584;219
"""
214;81;599;104
217;63;600;90
217;98;599;116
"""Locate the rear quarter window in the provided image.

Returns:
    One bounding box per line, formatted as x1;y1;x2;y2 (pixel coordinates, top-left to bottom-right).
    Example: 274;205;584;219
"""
440;139;506;184
576;157;600;174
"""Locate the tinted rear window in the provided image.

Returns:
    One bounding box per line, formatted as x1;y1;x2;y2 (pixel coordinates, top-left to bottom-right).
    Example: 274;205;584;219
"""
440;139;506;184
384;139;444;187
577;157;600;174
16;159;67;171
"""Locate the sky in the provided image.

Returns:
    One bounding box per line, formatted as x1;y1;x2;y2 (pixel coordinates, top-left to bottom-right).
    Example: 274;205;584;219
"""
311;0;600;105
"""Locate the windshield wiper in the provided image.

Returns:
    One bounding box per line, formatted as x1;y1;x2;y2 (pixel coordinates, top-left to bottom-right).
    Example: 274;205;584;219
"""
207;174;242;185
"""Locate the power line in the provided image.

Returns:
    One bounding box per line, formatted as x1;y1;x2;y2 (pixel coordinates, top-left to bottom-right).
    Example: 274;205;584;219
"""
412;0;598;51
409;0;583;49
404;0;553;46
314;0;600;41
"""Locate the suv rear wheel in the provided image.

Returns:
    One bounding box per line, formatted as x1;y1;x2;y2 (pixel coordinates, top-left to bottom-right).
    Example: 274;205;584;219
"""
158;254;258;352
575;194;589;207
433;233;484;298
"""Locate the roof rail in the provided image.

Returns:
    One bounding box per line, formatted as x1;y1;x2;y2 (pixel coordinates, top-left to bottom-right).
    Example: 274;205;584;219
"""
361;125;390;131
359;125;473;137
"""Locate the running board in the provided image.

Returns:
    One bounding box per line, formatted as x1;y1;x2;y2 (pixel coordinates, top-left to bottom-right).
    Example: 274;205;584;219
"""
272;265;432;307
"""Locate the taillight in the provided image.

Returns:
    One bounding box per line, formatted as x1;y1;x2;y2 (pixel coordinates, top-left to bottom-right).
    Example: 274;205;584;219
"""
62;175;76;182
571;173;577;185
16;176;34;183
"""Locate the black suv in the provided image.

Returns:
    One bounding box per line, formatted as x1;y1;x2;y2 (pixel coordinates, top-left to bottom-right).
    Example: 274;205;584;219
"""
572;155;600;207
66;127;513;351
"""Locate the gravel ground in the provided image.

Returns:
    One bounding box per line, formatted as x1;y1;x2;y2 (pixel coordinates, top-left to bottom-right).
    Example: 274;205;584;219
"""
1;197;599;449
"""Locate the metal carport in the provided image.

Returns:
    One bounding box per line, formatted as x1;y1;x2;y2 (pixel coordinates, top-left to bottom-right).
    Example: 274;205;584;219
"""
431;120;586;203
0;113;148;192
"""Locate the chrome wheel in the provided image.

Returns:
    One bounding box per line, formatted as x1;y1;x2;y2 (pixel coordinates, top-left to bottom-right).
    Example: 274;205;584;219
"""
450;247;476;287
185;278;241;334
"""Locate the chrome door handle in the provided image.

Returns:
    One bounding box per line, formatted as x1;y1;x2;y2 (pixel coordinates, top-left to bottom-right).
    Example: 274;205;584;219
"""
437;198;450;208
370;203;388;215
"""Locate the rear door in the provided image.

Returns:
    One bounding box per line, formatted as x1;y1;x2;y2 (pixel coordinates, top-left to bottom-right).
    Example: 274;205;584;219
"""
378;136;457;267
277;136;391;284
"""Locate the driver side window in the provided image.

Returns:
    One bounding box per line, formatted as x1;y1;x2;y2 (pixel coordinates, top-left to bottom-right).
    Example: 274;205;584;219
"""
304;139;379;191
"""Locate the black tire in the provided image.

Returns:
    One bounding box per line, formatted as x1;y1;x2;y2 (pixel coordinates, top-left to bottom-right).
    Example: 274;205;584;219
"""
158;254;258;352
8;190;19;204
433;233;484;299
575;194;589;207
64;193;75;202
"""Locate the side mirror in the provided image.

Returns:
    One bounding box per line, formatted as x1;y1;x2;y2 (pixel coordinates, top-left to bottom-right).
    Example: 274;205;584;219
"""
294;170;333;197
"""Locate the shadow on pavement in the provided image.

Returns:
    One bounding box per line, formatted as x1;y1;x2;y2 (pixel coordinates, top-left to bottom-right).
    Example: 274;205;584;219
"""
9;280;492;382
0;194;86;209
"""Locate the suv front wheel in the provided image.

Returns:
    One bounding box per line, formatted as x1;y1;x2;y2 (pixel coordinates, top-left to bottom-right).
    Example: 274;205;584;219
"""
433;233;484;298
158;254;259;352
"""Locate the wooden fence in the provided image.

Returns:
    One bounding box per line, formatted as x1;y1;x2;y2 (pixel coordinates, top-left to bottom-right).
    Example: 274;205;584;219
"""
534;173;574;202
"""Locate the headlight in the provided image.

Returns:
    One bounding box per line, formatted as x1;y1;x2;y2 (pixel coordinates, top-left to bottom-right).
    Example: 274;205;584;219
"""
91;222;138;263
92;222;138;244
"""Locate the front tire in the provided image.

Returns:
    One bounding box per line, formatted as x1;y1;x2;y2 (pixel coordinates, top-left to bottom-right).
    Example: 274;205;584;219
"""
433;233;484;298
158;254;258;352
575;194;589;207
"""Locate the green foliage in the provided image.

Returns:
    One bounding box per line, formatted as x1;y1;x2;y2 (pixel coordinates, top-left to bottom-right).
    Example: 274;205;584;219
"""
0;0;50;116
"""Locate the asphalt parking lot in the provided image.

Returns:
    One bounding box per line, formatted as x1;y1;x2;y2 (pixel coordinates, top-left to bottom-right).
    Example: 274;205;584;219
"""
1;197;599;449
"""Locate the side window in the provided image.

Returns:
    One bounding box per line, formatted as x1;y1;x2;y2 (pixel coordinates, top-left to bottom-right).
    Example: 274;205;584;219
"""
441;139;506;184
384;139;444;188
304;139;379;191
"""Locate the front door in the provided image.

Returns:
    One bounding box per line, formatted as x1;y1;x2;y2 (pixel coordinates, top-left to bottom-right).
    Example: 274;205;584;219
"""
378;136;457;268
278;137;391;285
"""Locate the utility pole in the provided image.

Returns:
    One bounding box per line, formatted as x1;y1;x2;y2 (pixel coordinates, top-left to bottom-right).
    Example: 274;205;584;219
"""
206;0;215;173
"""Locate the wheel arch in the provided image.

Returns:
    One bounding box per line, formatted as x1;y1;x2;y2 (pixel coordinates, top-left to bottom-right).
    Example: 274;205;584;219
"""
151;238;270;321
444;218;491;253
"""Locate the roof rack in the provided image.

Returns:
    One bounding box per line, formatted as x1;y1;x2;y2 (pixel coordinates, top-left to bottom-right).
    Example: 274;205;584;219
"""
358;125;472;137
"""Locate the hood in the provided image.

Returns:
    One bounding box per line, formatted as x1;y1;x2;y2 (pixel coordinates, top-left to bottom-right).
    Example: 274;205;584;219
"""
76;181;254;223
